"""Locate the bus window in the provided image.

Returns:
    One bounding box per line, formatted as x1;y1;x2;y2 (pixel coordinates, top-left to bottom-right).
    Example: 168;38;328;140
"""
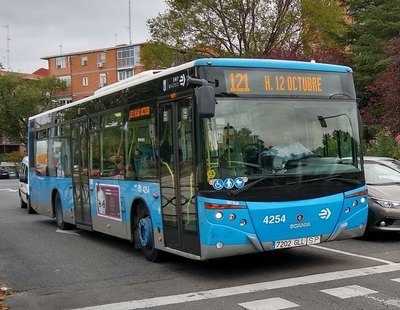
35;139;48;176
126;105;157;181
101;126;125;178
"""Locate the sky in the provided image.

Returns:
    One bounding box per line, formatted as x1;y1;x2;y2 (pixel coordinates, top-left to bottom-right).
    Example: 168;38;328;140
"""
0;0;167;73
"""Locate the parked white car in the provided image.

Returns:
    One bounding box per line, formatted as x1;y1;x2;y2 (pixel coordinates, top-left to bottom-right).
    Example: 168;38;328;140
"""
18;156;34;213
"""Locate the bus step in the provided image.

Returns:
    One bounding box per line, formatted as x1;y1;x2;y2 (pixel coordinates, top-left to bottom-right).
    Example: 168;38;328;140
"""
76;223;93;231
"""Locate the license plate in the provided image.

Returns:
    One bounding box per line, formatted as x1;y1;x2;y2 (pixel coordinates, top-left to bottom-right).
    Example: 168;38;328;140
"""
274;236;321;249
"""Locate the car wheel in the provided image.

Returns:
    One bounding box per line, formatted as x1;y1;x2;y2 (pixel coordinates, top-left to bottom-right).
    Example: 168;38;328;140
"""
27;197;36;214
136;203;163;262
19;191;27;209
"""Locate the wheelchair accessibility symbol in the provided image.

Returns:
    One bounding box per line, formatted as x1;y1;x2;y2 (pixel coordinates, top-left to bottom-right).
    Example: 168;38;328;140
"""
212;179;224;190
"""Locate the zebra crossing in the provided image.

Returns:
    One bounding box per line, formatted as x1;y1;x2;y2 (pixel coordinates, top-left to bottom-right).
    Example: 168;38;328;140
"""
73;264;400;310
239;280;400;309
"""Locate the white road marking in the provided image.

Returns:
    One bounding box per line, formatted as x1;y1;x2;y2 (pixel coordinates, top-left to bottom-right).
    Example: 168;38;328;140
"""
56;229;80;236
239;297;299;310
0;188;18;192
392;278;400;283
310;244;396;265
320;285;377;299
71;263;400;310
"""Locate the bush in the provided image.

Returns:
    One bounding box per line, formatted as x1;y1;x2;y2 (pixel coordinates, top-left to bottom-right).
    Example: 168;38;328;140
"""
364;128;400;159
0;151;24;165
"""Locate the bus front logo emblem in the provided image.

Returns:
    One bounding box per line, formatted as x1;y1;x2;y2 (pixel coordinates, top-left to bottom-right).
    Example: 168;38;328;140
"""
319;208;332;220
296;214;304;222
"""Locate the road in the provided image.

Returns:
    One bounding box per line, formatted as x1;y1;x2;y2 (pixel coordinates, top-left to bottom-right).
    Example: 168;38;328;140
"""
1;179;400;310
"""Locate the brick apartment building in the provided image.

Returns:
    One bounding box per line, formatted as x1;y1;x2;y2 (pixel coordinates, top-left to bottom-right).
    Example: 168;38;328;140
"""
41;43;145;103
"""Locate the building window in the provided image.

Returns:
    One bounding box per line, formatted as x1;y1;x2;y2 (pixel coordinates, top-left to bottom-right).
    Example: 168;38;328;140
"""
118;69;133;81
83;77;89;86
99;73;107;88
56;57;67;69
58;75;71;87
59;98;72;105
134;45;141;66
98;52;106;63
81;56;88;66
117;46;135;69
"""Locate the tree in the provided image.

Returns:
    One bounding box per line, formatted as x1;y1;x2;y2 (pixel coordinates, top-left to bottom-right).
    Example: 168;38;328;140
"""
344;0;400;93
140;42;204;69
0;73;66;145
361;35;400;133
146;0;346;62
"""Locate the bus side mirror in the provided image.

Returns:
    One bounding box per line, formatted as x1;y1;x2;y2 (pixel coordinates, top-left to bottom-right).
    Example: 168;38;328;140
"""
196;85;215;118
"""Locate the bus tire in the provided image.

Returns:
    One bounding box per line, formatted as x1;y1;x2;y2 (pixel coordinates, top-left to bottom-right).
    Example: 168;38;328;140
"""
55;192;68;230
137;203;163;262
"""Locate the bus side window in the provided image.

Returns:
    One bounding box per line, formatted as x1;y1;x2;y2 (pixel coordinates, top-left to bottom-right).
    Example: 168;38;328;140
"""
35;139;48;176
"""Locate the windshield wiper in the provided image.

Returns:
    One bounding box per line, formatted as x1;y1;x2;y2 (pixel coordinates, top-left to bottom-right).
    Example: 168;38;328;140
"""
286;175;362;186
231;175;284;196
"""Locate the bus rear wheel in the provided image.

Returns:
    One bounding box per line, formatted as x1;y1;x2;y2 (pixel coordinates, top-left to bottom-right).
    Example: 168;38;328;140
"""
55;193;69;230
137;203;162;262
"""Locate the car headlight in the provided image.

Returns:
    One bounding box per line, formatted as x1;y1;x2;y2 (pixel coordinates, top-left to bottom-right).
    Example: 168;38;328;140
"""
371;197;400;209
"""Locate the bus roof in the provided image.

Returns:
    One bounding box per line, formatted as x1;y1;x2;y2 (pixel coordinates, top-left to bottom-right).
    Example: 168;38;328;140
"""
29;58;351;121
193;58;352;73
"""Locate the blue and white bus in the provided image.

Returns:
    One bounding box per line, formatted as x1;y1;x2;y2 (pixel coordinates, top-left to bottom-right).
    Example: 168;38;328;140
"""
27;58;368;261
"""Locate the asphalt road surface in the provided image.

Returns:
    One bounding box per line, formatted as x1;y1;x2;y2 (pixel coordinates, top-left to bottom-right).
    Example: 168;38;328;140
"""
1;179;400;310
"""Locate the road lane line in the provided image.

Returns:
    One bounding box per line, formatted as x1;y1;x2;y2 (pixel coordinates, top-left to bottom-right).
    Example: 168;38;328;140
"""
310;244;396;265
239;297;299;310
0;188;18;192
71;263;400;310
56;229;80;236
320;285;377;299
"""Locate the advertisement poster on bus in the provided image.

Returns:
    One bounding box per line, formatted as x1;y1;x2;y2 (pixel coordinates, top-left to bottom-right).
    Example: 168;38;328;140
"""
96;184;122;221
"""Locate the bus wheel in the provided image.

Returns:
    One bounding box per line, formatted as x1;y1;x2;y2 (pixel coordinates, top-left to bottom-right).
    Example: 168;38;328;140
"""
55;193;68;230
137;203;162;262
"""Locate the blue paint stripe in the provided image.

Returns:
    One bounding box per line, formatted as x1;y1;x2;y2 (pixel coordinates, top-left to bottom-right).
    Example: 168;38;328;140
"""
194;58;351;73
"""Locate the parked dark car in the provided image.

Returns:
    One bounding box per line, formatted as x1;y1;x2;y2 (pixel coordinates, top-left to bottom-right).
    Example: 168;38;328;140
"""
364;156;400;236
0;168;9;179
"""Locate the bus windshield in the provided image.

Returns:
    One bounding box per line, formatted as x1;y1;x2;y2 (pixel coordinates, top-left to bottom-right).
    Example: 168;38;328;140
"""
203;98;362;186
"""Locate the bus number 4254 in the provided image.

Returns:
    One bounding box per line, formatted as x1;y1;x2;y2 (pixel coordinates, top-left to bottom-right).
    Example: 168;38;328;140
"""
263;214;286;224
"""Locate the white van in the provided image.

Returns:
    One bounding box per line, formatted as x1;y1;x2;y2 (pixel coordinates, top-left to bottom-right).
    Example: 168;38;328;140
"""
19;156;34;213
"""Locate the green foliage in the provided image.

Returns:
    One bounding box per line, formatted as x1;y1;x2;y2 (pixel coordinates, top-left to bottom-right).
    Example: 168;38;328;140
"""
0;73;66;145
147;0;346;59
344;0;400;92
301;0;347;52
140;42;204;69
364;128;400;159
0;151;24;164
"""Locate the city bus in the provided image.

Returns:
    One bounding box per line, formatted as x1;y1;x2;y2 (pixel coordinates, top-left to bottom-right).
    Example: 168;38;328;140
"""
27;58;368;262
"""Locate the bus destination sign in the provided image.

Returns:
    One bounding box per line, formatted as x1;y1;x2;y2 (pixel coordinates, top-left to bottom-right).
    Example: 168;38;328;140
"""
224;69;345;97
128;106;151;120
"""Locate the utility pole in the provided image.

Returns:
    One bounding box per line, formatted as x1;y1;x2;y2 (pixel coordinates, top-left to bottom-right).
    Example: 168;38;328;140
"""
2;25;10;70
129;0;132;44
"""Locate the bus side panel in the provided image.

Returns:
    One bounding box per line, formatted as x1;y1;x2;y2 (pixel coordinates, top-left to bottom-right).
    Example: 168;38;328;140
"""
29;174;73;221
29;174;52;216
89;179;161;241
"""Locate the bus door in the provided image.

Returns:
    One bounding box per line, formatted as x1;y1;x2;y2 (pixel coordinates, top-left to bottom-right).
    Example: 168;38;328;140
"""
159;98;200;256
72;118;92;229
